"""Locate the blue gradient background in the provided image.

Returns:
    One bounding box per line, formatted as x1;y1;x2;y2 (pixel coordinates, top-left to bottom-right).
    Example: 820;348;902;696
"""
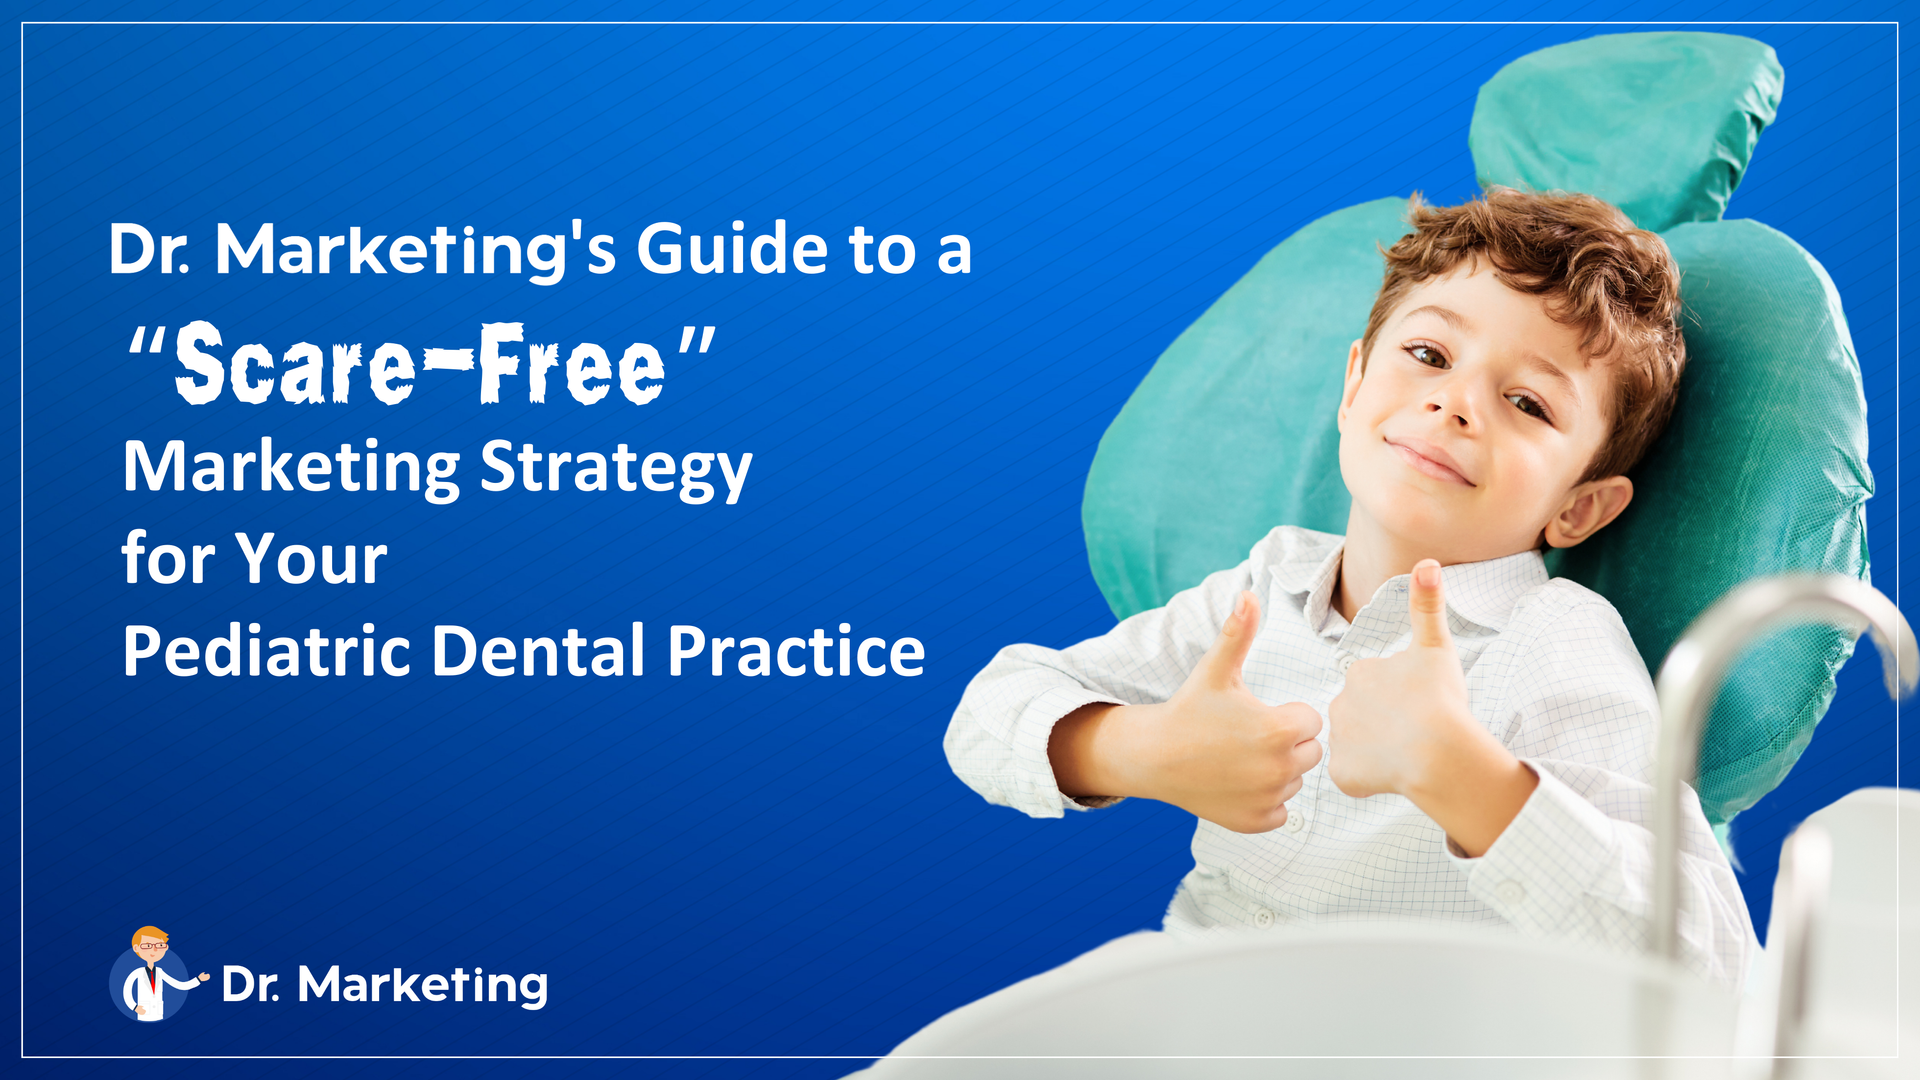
8;3;1912;1075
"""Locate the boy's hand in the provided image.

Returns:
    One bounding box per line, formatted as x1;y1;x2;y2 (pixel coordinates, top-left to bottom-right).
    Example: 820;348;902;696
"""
1326;559;1473;798
1050;591;1324;834
1327;559;1537;856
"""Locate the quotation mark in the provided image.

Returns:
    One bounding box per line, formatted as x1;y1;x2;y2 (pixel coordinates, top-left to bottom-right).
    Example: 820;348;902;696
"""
678;326;716;354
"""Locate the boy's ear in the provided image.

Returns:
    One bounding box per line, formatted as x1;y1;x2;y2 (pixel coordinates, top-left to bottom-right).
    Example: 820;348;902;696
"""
1337;339;1365;429
1544;475;1634;548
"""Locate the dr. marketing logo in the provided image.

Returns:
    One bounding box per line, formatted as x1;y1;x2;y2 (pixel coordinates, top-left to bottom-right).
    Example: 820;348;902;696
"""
107;924;552;1023
108;926;211;1022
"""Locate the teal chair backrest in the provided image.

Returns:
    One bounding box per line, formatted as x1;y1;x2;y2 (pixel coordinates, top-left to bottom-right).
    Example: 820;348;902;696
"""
1082;33;1870;828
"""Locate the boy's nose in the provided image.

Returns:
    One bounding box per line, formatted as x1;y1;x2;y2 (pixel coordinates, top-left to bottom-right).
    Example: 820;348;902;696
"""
1424;400;1472;428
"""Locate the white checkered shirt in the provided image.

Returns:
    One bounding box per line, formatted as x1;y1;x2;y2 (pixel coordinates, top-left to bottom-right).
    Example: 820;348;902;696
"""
946;526;1757;988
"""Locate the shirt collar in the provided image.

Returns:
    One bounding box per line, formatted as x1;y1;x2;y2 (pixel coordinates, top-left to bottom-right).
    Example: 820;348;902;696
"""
1275;536;1548;634
1435;549;1551;631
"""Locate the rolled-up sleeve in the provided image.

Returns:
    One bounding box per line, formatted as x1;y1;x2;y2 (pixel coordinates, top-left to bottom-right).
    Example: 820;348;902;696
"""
1447;594;1758;988
943;541;1269;818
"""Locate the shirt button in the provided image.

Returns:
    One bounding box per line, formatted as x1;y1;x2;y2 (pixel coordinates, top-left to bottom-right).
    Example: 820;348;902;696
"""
1282;812;1306;833
1495;880;1527;905
1252;908;1275;928
1335;654;1354;674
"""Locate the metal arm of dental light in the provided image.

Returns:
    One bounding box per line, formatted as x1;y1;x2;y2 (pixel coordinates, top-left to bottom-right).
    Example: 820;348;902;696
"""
1650;574;1917;966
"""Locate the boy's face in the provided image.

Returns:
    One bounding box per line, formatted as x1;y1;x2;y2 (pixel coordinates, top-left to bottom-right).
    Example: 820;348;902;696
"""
1336;261;1633;563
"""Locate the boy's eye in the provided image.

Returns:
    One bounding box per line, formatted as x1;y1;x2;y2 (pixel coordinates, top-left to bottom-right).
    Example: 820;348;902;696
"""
1407;344;1447;368
1506;392;1550;421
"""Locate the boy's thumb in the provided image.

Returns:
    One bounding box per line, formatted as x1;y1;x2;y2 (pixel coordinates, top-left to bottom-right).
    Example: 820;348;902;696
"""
1409;560;1452;649
1198;591;1260;686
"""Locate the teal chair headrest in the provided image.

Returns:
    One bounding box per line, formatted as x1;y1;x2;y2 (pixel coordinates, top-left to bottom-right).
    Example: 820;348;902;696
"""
1470;31;1784;232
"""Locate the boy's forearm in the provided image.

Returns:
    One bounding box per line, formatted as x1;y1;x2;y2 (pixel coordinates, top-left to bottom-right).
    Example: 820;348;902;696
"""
1048;702;1131;799
1402;727;1538;858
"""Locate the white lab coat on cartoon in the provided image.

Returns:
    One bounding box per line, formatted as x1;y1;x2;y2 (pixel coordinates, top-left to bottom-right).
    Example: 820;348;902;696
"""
123;964;199;1020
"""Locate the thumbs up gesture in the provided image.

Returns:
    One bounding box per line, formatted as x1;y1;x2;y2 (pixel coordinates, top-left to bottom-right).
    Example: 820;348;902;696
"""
1325;559;1539;857
1051;590;1325;834
1327;559;1473;800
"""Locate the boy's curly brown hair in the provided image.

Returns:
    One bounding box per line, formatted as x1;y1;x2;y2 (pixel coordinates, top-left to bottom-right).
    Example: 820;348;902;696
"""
1359;187;1687;483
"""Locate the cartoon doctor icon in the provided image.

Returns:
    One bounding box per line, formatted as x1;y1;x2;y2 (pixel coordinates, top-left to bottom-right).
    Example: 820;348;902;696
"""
122;926;208;1021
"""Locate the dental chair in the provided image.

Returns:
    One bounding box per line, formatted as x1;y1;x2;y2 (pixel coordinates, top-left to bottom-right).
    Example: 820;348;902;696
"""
879;31;1911;1077
1085;30;1864;839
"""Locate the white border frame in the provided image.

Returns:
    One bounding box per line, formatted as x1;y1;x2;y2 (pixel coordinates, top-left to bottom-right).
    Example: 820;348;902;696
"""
15;14;1904;1060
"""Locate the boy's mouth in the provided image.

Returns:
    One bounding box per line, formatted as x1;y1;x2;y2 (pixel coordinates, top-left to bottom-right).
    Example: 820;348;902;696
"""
1385;437;1475;487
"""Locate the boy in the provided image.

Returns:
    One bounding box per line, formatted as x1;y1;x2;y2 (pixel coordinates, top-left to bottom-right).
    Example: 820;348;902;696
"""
945;187;1756;992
